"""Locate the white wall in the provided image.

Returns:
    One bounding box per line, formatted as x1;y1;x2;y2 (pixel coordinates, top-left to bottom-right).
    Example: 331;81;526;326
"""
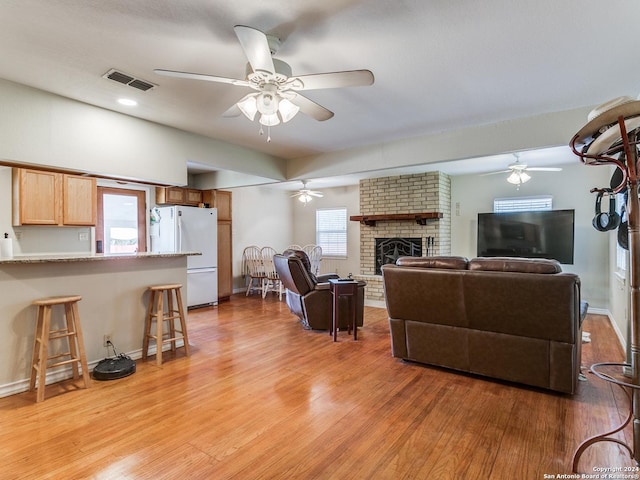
0;78;286;186
451;162;612;310
229;185;293;292
290;184;361;277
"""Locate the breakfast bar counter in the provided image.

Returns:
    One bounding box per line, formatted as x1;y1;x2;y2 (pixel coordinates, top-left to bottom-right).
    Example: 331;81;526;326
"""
0;251;199;264
0;251;195;397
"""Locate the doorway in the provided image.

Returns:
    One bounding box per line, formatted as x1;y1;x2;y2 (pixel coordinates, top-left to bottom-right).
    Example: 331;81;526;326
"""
96;187;147;254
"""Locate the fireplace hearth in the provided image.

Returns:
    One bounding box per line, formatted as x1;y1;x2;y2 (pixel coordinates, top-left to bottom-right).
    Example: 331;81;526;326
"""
375;237;422;274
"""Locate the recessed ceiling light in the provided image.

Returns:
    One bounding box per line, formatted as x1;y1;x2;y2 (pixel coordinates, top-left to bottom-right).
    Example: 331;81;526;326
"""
117;98;137;106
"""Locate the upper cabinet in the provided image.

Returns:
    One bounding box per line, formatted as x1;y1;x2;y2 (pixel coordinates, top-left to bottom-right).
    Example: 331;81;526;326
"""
62;174;97;225
156;186;203;207
156;187;186;205
213;190;232;221
12;168;97;226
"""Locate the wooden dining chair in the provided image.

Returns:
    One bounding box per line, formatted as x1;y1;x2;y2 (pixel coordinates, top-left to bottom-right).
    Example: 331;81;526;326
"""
260;246;283;300
243;245;265;296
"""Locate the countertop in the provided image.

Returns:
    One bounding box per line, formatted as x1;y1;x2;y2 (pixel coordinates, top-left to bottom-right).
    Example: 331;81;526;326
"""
0;251;201;264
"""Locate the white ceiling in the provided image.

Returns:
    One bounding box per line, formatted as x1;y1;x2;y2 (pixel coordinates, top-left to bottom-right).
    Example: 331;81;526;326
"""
0;1;638;186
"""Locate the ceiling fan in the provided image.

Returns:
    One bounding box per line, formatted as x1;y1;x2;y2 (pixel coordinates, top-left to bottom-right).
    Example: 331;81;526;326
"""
484;154;562;186
290;181;323;204
154;25;374;141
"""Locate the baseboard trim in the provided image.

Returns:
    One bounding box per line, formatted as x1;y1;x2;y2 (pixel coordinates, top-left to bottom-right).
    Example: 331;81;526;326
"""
365;299;386;309
0;342;183;399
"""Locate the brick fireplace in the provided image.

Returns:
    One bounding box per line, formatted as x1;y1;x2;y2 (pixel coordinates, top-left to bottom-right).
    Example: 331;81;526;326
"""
353;172;451;303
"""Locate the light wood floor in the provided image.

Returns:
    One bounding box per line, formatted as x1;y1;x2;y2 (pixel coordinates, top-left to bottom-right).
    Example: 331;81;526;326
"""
0;294;633;479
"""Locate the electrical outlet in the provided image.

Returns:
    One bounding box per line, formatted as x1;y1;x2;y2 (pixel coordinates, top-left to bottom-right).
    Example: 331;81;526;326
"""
79;232;89;241
103;335;112;347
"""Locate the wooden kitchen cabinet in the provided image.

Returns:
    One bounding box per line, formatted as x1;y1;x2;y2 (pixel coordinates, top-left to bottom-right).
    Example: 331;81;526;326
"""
185;189;203;206
213;190;233;301
213;190;232;221
156;187;204;206
62;175;97;225
156;186;186;205
12;168;97;226
217;221;233;301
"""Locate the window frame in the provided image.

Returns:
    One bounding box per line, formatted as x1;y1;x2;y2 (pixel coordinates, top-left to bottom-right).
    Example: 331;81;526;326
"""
315;207;348;258
96;186;148;254
493;195;553;213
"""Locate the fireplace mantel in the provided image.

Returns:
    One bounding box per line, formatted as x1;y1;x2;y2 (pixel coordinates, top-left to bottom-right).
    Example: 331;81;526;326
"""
349;212;443;226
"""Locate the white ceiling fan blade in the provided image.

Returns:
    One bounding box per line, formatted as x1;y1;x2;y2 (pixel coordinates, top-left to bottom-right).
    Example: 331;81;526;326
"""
154;69;250;87
526;167;563;172
309;191;323;197
222;104;241;117
286;70;374;91
480;170;511;176
234;25;275;76
288;93;334;121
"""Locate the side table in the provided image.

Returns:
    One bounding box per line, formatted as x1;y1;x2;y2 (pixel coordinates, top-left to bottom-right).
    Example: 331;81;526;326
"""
329;279;359;342
572;362;638;472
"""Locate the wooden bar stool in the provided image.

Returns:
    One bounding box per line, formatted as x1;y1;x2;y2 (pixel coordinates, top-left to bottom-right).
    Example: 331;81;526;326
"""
143;284;190;366
30;295;91;402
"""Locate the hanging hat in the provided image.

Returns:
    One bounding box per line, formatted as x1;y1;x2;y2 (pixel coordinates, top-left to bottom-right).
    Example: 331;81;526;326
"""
574;96;640;158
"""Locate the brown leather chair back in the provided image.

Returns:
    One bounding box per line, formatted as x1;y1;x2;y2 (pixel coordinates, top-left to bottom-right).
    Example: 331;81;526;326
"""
273;253;315;296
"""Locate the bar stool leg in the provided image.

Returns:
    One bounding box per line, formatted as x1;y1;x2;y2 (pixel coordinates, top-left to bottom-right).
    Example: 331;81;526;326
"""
175;286;190;357
70;301;91;389
167;290;176;353
142;289;155;361
155;289;164;366
65;302;80;380
34;305;52;403
29;305;44;393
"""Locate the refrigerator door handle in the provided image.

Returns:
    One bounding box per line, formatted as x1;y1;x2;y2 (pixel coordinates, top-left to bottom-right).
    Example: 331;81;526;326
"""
178;213;183;252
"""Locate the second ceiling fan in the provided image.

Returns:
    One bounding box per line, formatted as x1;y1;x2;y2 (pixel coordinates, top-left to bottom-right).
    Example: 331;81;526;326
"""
291;181;323;204
155;25;374;139
485;154;562;185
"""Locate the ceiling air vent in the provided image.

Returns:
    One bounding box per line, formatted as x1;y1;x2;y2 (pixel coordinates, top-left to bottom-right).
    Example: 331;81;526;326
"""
103;69;156;92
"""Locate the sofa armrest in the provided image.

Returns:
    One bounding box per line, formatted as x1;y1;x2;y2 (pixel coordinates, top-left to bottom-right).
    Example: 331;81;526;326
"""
317;273;340;282
315;282;331;291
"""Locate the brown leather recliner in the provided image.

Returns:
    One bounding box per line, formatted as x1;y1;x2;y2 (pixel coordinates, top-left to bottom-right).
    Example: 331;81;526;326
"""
274;249;366;330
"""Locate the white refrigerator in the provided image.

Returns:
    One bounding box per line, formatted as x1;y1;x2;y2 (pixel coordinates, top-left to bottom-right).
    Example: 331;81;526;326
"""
152;206;218;308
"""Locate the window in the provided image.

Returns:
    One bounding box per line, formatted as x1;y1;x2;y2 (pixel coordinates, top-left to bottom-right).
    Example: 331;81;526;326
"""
316;207;347;257
96;187;147;254
493;195;553;213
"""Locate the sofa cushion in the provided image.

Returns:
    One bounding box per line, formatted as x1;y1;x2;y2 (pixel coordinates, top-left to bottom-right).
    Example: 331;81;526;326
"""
468;257;562;274
395;256;469;270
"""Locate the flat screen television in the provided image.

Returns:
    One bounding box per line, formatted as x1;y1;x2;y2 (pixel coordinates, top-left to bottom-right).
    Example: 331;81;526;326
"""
477;209;575;264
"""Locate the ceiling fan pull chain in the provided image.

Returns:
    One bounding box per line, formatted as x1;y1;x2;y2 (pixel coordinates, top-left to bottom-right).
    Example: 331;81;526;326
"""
267;125;272;143
259;125;264;137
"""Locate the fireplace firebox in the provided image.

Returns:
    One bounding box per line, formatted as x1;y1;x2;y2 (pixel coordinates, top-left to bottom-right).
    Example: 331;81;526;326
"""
375;237;422;274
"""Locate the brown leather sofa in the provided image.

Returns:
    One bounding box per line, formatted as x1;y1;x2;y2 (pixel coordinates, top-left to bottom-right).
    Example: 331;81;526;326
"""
382;256;587;394
274;249;366;331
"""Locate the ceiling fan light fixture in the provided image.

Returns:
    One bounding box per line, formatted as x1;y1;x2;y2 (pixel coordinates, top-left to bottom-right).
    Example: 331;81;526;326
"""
507;171;531;185
279;98;300;123
259;112;280;126
298;193;313;204
237;95;258;121
257;88;279;115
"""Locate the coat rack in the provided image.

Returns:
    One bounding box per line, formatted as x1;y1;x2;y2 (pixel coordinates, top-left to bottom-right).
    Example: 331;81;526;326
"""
570;105;640;470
